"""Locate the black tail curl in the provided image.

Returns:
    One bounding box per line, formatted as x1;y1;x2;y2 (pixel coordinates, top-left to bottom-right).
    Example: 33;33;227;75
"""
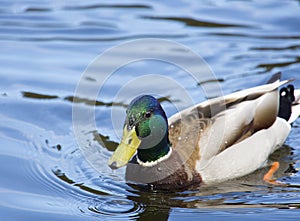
278;84;295;121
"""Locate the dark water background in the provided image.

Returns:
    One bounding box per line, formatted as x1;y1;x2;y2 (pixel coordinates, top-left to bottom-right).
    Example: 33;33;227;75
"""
1;0;300;220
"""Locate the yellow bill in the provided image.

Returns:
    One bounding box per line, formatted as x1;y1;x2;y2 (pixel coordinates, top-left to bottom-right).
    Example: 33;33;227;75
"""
108;126;141;169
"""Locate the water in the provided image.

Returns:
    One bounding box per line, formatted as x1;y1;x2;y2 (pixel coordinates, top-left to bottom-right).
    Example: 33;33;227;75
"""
1;0;300;220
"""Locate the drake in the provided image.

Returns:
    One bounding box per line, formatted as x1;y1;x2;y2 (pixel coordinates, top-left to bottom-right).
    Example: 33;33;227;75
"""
108;73;300;190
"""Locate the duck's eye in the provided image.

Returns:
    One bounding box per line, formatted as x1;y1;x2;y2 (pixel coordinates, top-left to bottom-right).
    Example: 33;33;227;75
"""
144;111;152;119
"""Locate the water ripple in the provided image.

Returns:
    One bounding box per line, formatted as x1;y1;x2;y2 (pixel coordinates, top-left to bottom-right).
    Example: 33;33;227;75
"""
87;198;144;218
142;16;250;28
64;4;152;11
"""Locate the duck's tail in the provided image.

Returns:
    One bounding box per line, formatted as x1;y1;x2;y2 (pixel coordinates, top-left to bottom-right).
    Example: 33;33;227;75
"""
277;83;300;123
278;85;294;121
267;72;300;124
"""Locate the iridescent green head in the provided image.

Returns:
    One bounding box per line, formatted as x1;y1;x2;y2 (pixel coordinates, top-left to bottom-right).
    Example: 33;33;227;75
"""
109;95;170;169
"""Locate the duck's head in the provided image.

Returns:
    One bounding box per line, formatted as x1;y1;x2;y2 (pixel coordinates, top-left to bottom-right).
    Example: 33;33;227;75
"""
108;95;170;169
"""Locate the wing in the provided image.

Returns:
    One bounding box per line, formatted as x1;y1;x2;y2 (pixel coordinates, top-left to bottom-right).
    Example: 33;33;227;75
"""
169;79;292;163
199;117;291;184
169;79;291;124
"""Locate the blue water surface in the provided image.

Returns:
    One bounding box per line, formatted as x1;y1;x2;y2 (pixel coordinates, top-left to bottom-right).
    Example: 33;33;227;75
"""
1;0;300;220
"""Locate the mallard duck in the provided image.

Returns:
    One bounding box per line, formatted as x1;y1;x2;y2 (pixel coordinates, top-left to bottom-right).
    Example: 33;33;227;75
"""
108;73;300;190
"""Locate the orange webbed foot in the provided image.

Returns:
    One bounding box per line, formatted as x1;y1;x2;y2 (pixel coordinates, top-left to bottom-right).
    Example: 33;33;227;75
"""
263;162;286;186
